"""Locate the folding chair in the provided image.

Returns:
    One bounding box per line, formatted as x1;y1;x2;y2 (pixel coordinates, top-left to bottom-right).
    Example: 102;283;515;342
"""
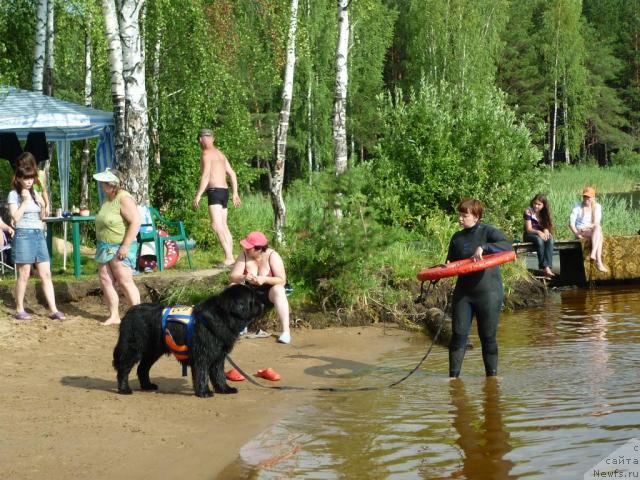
0;231;16;278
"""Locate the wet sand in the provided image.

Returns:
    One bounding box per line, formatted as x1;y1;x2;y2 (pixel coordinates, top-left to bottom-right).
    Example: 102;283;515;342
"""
0;298;413;479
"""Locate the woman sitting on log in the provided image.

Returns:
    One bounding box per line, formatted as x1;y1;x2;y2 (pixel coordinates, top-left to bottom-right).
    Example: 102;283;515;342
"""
523;193;554;278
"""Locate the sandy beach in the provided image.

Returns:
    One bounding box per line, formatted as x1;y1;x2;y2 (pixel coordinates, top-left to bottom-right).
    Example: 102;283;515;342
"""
0;295;413;479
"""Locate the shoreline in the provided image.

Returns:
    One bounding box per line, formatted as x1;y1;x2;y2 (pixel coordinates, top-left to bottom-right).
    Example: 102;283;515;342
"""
0;299;414;480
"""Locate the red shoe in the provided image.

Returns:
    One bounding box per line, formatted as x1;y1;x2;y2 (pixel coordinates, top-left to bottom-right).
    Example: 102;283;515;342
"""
255;368;281;381
225;368;246;381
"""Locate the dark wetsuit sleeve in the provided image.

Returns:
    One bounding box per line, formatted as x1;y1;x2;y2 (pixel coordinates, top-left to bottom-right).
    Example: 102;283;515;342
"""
480;226;512;254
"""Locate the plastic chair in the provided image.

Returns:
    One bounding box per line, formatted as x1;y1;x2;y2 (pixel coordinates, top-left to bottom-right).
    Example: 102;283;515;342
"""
137;206;193;271
0;231;16;278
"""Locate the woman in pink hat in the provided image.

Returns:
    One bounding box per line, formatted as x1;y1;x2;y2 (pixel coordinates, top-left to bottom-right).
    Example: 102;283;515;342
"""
229;231;291;344
569;186;607;272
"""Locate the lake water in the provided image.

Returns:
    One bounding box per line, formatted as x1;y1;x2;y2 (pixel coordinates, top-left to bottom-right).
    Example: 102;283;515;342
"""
218;286;640;479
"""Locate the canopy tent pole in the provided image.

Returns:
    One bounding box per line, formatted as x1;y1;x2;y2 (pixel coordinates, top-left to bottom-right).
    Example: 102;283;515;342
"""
56;139;70;271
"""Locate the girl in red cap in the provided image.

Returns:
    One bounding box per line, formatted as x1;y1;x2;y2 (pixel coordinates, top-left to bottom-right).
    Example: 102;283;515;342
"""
569;186;608;272
229;231;291;343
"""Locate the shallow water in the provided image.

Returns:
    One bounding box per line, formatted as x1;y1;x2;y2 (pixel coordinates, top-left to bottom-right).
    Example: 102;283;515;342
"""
218;286;640;479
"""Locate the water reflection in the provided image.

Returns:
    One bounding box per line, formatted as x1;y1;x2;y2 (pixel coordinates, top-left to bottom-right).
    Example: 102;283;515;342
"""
447;379;515;480
219;286;640;479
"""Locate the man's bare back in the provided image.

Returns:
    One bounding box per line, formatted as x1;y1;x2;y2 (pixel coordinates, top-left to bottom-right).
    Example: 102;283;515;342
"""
193;132;240;210
203;146;229;189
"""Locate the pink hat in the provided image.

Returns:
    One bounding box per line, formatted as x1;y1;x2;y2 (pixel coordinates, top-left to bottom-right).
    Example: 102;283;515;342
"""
240;231;269;249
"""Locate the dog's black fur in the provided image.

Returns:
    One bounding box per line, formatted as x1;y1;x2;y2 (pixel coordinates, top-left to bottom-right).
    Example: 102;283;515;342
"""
113;284;265;397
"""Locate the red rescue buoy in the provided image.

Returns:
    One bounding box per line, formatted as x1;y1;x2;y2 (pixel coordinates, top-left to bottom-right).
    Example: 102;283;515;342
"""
138;229;180;271
417;250;516;281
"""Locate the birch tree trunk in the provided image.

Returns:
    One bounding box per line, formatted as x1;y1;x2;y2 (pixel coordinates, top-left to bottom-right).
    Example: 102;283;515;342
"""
333;0;349;175
549;22;560;169
271;0;299;245
151;30;161;167
563;71;570;164
306;0;313;185
307;74;313;184
117;0;149;205
550;79;558;169
44;0;54;96
80;24;93;208
32;0;47;93
101;0;126;166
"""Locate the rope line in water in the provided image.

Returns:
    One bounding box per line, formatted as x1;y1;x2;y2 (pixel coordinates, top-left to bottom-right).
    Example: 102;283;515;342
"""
226;280;443;393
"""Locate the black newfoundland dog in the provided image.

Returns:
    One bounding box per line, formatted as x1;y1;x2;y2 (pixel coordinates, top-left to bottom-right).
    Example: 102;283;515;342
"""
113;284;265;397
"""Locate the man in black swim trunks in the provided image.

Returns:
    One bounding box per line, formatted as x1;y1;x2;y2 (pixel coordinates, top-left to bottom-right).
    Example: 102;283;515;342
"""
192;129;241;267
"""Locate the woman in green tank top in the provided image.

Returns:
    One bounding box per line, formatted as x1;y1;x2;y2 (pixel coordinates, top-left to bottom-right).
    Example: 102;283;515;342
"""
93;168;141;325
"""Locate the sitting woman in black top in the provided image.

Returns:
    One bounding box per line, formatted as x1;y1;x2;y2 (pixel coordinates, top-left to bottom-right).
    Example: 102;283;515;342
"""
523;193;554;277
446;199;512;379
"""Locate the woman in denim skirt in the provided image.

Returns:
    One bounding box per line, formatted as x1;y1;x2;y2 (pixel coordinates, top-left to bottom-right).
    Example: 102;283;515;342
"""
7;160;64;320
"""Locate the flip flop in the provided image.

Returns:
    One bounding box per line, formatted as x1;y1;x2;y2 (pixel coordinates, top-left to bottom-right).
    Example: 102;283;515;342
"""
214;263;231;270
225;368;246;382
255;368;281;381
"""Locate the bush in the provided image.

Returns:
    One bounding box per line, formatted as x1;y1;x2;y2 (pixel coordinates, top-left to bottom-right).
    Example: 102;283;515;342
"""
367;81;543;238
611;148;640;167
285;171;404;309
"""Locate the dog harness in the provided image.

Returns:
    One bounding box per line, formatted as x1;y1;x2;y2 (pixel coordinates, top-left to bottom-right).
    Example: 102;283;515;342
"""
161;306;195;363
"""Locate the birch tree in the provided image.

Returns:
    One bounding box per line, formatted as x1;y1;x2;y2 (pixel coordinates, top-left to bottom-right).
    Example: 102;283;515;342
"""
101;0;125;164
151;28;161;167
117;0;149;204
271;0;299;244
32;0;47;93
549;12;560;168
541;0;587;166
45;0;54;96
305;0;314;182
333;0;349;175
80;16;93;208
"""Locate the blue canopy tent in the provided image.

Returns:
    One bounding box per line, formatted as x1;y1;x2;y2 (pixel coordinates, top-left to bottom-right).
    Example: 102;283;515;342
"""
0;86;115;268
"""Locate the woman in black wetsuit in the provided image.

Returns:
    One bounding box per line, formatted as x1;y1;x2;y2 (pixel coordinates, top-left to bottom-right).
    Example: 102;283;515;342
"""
446;199;512;378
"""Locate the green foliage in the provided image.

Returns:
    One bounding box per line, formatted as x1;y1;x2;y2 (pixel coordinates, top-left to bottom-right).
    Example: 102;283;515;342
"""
149;0;264;233
539;0;590;161
285;171;404;308
286;0;336;174
584;0;640;148
368;82;543;238
582;22;634;151
496;0;549;138
398;0;509;94
346;0;398;157
0;0;35;87
611;148;640;167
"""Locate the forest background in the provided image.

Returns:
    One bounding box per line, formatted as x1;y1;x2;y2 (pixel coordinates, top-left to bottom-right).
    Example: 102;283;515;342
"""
0;0;639;311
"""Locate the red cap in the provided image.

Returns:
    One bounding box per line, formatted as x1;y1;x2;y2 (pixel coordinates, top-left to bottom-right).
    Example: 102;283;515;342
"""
240;231;269;249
